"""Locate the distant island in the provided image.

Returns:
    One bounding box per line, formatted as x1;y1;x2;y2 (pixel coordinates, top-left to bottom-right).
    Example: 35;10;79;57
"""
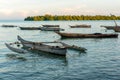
24;14;120;21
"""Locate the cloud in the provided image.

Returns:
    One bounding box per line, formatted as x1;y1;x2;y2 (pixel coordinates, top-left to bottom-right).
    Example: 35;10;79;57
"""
59;4;87;14
0;0;120;20
0;10;42;20
0;10;28;20
54;4;120;16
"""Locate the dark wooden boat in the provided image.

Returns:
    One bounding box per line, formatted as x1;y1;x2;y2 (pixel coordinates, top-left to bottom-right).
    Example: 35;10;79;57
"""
40;27;64;31
17;36;67;55
56;32;118;38
114;27;120;32
42;25;59;27
5;43;28;53
100;25;120;30
19;27;41;30
19;27;64;31
101;26;120;32
1;25;17;27
102;14;120;32
69;24;91;28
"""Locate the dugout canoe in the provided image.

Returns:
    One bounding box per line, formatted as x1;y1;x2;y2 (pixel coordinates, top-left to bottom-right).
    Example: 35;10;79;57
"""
56;32;118;38
40;27;64;31
69;24;91;28
1;25;18;27
42;25;59;27
100;25;119;30
19;27;41;30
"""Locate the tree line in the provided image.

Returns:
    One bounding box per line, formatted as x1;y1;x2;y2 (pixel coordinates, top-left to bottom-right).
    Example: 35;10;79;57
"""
24;14;120;21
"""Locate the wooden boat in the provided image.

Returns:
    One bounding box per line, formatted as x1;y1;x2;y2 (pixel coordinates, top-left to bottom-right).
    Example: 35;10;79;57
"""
56;32;118;38
17;36;67;55
40;27;64;31
114;27;120;32
106;14;120;32
1;25;17;27
100;25;120;30
69;24;91;28
5;43;28;53
42;25;59;27
19;27;41;30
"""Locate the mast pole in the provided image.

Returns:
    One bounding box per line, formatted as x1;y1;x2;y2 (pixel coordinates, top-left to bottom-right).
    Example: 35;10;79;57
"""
110;14;118;27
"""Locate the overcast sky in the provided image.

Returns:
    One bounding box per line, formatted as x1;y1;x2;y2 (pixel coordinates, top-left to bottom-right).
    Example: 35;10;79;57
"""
0;0;120;20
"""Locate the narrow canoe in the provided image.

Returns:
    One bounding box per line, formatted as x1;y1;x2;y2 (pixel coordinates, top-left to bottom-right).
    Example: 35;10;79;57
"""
42;25;59;27
101;26;120;32
100;25;120;29
19;27;41;30
1;25;18;27
40;27;64;31
56;32;118;38
69;24;91;28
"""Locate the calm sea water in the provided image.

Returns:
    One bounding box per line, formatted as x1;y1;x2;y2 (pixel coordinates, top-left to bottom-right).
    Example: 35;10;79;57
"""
0;20;120;80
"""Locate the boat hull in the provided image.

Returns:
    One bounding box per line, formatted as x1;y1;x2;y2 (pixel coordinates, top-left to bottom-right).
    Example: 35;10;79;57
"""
5;43;27;53
19;27;41;30
114;27;120;32
56;32;118;38
17;36;67;55
40;27;64;31
1;25;17;27
101;25;120;30
42;25;59;27
69;25;91;28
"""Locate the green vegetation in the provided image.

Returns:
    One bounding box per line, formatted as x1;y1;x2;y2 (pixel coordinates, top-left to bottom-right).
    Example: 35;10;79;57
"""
24;14;120;21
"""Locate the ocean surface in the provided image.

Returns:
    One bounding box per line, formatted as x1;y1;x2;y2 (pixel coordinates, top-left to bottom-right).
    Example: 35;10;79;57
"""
0;20;120;80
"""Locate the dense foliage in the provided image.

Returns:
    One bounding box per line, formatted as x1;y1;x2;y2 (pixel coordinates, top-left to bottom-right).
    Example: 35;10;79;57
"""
24;14;120;21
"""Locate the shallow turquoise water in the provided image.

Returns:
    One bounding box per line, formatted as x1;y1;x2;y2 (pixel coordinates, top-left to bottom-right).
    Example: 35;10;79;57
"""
0;20;120;80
